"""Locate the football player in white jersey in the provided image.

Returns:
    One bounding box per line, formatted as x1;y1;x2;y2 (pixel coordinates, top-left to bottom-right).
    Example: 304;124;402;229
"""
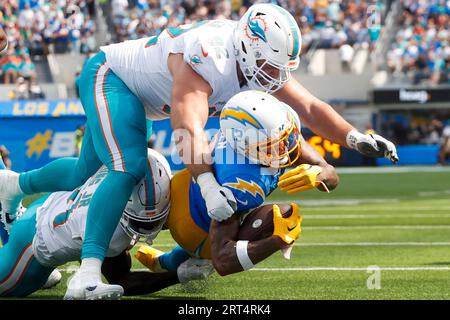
0;3;398;298
0;150;211;299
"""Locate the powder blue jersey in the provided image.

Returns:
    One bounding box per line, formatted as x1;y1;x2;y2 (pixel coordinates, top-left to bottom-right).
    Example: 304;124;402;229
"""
189;133;284;232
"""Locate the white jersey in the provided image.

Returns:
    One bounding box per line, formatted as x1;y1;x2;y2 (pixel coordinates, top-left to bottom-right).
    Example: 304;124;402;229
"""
100;19;242;120
32;166;132;267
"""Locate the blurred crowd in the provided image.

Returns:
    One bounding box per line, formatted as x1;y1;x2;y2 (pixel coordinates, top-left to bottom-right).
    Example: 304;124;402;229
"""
0;0;97;93
381;115;450;164
386;0;450;85
383;113;448;143
108;0;382;53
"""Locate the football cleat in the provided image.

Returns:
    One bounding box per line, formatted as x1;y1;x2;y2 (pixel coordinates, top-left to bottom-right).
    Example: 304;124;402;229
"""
0;170;24;222
64;268;123;300
64;282;124;300
0;202;25;238
135;245;166;272
42;269;62;289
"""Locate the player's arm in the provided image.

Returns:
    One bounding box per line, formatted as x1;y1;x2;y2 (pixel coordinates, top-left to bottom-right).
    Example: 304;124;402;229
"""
209;214;287;276
275;78;352;146
168;53;236;221
102;250;179;296
0;28;7;54
274;78;398;162
290;135;339;192
168;53;212;179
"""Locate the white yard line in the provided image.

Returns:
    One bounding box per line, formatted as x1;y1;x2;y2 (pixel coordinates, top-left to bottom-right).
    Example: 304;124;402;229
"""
294;242;450;246
304;213;450;219
147;242;450;248
57;266;450;272
418;190;450;197
301;206;450;211
335;166;450;174
306;225;450;230
250;267;450;271
267;199;401;207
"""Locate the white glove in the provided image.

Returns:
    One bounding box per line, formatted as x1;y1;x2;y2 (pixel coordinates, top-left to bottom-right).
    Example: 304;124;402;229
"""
196;172;237;221
177;258;215;284
346;130;399;163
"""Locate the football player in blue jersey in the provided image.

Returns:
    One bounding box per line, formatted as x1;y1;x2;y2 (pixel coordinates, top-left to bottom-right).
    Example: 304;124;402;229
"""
134;90;339;276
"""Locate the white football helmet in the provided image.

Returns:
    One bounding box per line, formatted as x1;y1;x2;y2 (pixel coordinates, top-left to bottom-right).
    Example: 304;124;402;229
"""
233;3;302;93
219;90;301;168
120;149;171;244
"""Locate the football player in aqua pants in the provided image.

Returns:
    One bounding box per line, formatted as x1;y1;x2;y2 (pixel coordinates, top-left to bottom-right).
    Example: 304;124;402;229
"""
135;91;338;276
0;150;210;298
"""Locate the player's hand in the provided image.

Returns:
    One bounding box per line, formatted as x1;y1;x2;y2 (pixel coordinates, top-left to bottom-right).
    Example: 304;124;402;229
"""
197;172;237;221
278;164;327;194
346;130;399;163
272;203;302;245
177;258;215;284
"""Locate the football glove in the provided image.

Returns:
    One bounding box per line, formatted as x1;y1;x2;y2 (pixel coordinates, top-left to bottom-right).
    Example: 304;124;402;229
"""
278;164;328;194
346;130;399;163
272;203;303;245
197;172;237;221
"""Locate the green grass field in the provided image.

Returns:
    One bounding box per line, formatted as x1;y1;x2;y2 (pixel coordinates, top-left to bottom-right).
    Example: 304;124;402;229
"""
23;167;450;299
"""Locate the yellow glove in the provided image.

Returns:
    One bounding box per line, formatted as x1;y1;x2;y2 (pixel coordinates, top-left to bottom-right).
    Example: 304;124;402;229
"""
272;203;303;245
278;164;328;194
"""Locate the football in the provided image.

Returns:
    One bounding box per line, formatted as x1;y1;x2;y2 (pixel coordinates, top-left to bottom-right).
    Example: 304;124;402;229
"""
238;203;293;241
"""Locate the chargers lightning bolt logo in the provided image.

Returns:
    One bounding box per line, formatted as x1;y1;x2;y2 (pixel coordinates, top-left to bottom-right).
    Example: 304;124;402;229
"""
220;106;264;129
224;178;265;200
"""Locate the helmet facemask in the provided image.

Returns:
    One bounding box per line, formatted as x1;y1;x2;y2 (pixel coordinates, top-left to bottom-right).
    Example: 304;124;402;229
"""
121;205;170;245
242;57;292;93
119;149;172;245
245;113;301;168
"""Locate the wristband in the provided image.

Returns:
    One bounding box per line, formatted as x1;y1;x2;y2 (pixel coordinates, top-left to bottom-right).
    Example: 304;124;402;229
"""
196;172;218;196
236;240;254;270
346;129;364;150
